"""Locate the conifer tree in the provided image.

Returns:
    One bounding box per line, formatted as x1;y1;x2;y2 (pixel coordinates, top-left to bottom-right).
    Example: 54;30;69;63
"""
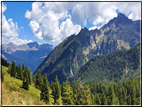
131;87;136;105
17;64;23;80
22;64;25;70
95;94;101;105
35;70;42;90
80;82;92;105
40;73;51;104
62;78;74;105
76;77;83;105
7;64;12;74
101;93;107;105
27;68;31;85
10;60;16;77
51;75;62;104
22;68;29;90
109;86;119;105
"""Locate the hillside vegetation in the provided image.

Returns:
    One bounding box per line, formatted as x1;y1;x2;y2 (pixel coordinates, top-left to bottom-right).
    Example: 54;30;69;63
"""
2;66;45;105
73;43;140;83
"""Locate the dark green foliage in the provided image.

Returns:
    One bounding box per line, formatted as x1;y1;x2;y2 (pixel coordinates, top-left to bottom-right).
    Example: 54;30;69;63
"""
74;44;140;83
89;77;140;105
95;94;101;105
10;60;16;77
61;78;74;105
16;64;23;80
109;86;119;105
35;70;42;90
27;68;31;85
75;77;83;105
22;64;25;71
7;64;12;74
80;82;92;105
1;58;9;67
101;93;107;105
51;75;62;104
40;73;51;104
22;68;29;90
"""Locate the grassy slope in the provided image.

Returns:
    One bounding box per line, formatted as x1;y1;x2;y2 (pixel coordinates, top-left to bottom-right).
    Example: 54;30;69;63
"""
2;66;45;105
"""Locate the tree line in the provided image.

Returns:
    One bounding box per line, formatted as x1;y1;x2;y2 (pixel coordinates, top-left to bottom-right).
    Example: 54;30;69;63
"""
34;70;141;105
3;60;140;105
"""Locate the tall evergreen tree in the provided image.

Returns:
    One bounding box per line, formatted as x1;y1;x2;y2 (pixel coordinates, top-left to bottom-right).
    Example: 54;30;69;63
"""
27;68;31;85
62;78;74;105
131;87;136;105
22;64;25;70
40;73;51;104
101;93;107;105
51;75;62;104
109;86;119;105
95;94;101;105
10;60;16;77
80;82;92;105
76;77;83;105
35;70;42;90
17;64;23;80
7;64;12;74
22;68;29;90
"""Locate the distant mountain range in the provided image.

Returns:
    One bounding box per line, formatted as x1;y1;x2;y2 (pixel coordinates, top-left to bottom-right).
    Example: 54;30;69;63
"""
2;42;53;72
34;13;140;83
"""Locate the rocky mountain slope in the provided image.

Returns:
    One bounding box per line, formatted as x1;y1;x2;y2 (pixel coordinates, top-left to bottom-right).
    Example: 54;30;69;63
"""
35;13;140;83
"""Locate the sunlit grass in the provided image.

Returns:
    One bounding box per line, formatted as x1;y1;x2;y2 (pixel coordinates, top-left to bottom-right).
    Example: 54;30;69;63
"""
2;66;45;105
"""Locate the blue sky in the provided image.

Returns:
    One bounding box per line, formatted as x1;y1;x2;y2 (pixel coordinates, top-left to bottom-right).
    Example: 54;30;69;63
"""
2;2;141;46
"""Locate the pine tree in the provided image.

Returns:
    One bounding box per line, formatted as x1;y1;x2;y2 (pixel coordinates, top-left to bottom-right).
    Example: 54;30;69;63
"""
76;77;83;105
10;60;16;77
62;78;74;105
80;82;92;105
51;75;62;104
17;64;23;80
101;93;107;105
95;94;101;105
35;70;42;90
7;64;12;74
40;73;51;104
109;86;119;105
22;64;25;70
27;68;31;85
22;68;29;90
131;87;136;105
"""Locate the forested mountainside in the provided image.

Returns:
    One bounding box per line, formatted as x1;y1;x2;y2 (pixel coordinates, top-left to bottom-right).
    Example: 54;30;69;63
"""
72;43;140;83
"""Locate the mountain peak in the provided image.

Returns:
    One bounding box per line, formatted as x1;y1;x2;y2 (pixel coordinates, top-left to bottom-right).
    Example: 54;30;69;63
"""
81;27;88;32
27;41;39;48
117;12;127;19
116;12;133;25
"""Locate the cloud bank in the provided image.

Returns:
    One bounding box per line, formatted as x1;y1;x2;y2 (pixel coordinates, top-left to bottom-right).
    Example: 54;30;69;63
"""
25;2;141;44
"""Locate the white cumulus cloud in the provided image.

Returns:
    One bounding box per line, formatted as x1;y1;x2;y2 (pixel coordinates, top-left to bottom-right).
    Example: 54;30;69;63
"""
2;3;33;45
25;2;141;45
25;2;81;44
